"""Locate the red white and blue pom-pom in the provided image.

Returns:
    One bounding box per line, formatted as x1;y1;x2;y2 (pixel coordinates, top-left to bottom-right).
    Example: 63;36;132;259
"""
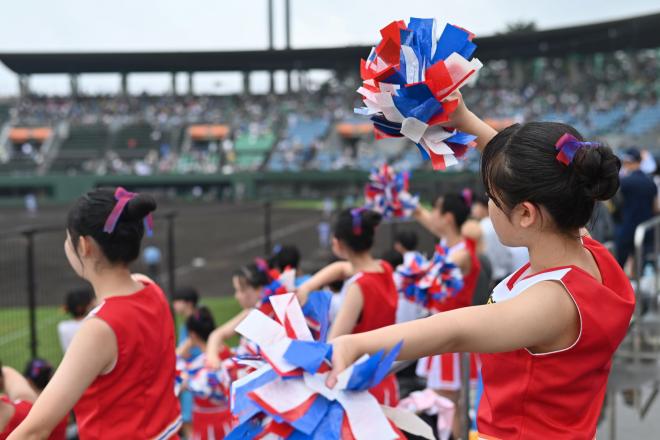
396;245;463;311
262;267;297;301
226;293;429;439
364;164;419;219
355;18;481;170
425;245;464;311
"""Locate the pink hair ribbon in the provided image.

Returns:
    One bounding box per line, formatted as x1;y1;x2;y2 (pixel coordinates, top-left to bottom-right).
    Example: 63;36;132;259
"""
103;187;154;237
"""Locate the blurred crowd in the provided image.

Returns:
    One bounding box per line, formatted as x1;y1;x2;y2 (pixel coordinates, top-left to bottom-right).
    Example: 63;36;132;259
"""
2;50;659;175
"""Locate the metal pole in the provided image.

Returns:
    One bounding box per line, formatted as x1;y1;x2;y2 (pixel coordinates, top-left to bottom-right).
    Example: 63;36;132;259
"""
24;229;37;359
267;0;275;93
390;221;398;249
264;201;272;257
460;352;471;440
285;0;292;92
166;212;177;301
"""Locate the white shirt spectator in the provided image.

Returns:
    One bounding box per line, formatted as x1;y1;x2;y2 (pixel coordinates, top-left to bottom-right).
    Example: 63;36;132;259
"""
480;217;529;280
57;319;83;352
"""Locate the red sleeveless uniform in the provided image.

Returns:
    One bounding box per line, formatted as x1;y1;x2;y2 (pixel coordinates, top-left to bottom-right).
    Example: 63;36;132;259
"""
351;260;400;406
191;397;234;440
74;282;181;440
0;396;67;440
0;397;31;440
478;237;635;439
417;238;482;390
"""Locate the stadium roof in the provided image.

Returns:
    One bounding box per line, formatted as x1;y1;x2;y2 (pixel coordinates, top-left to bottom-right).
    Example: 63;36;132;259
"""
1;13;658;75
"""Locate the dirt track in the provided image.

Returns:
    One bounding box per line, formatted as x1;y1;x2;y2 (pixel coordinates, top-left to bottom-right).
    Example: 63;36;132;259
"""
0;200;437;307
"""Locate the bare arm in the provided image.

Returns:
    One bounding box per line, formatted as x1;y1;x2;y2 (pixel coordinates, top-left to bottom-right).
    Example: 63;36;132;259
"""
413;205;442;239
9;318;117;440
296;261;353;305
328;280;579;386
449;248;472;278
447;91;498;153
327;283;364;340
1;367;37;403
205;309;250;368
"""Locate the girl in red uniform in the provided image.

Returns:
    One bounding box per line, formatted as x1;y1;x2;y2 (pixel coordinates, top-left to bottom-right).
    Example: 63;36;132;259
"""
179;307;234;440
1;363;64;440
328;94;635;439
413;192;482;437
298;208;400;406
205;263;270;369
9;187;181;440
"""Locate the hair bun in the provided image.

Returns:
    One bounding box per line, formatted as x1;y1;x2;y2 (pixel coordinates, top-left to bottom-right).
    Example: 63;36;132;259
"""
361;210;383;230
572;145;621;201
123;194;157;221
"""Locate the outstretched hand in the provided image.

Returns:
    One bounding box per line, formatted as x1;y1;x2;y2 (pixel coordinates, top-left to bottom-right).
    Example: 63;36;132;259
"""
325;335;360;389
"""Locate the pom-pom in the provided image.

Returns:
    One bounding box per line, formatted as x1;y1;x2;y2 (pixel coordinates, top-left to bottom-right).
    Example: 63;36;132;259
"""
364;164;419;218
356;18;482;170
228;293;427;439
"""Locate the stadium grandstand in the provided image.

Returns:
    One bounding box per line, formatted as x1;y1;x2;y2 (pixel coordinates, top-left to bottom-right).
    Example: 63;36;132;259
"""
0;3;660;439
0;12;658;193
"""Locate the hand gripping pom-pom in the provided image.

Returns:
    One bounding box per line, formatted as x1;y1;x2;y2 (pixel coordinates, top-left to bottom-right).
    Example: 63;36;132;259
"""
356;18;482;170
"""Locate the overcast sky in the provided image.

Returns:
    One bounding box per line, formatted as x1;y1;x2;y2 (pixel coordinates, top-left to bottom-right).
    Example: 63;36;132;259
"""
0;0;657;96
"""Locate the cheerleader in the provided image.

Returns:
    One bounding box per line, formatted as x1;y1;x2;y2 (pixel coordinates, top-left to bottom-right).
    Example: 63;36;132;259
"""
298;208;399;406
179;307;234;440
412;192;481;436
205;263;270;369
328;94;634;439
9;187;180;440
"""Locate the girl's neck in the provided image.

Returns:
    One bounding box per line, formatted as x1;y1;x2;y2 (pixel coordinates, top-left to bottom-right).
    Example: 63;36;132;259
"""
527;230;588;274
442;228;463;248
88;266;143;301
348;251;379;272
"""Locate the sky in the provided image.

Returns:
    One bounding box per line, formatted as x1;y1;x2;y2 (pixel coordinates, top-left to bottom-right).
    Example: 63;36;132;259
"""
0;0;658;96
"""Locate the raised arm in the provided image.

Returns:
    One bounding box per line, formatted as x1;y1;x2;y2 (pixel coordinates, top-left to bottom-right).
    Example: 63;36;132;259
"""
205;309;251;368
413;205;442;239
1;366;37;403
447;91;498;152
327;283;364;340
296;261;353;305
9;318;117;440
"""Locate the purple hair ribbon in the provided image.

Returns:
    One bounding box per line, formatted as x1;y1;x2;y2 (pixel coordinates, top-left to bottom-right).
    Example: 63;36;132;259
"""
461;188;473;208
103;187;154;237
555;133;601;166
351;208;365;236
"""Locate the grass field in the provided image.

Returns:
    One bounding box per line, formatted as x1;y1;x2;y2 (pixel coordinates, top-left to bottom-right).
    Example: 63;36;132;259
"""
0;296;242;370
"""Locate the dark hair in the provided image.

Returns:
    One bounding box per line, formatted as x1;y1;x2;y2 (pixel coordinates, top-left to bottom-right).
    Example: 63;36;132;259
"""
233;263;270;289
67;188;157;265
394;230;418;251
473;192;489;207
172;286;199;306
185;306;216;342
333;208;382;252
24;358;53;391
381;249;403;268
64;287;94;318
482;122;620;233
435;193;471;229
269;245;301;271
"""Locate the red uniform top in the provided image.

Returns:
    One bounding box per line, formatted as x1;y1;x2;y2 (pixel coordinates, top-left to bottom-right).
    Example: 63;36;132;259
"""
349;260;400;406
0;397;67;440
0;397;31;440
352;260;398;334
74;282;181;440
435;238;480;312
478;237;635;439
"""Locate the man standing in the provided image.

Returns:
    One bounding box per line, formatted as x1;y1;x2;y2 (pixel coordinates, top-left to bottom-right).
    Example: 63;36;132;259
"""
615;148;658;267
